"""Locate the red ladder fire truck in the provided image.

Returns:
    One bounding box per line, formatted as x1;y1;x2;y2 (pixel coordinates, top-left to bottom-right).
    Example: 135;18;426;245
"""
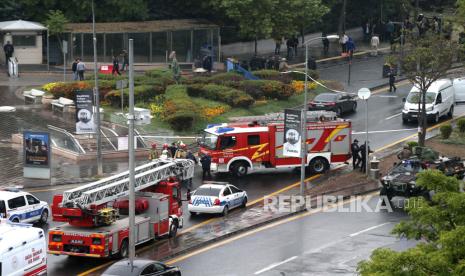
199;111;352;177
48;158;194;258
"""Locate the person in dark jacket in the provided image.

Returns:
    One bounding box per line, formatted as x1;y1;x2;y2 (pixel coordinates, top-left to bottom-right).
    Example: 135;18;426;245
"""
168;142;178;158
388;65;397;92
112;55;121;75
200;153;212;178
71;58;79;80
359;142;373;173
351;139;360;169
3;41;14;66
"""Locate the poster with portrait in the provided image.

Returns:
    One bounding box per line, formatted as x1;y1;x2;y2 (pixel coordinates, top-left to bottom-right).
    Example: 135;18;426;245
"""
75;90;95;134
23;131;51;168
283;109;301;157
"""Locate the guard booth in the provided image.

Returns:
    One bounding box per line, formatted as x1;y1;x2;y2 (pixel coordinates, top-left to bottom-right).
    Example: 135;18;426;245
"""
0;20;47;65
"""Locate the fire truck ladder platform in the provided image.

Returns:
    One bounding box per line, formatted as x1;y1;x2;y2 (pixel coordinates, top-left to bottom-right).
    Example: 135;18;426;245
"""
61;158;195;208
229;111;338;123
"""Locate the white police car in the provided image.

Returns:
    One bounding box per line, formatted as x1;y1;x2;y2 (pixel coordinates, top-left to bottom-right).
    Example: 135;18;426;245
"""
0;187;50;224
188;182;247;216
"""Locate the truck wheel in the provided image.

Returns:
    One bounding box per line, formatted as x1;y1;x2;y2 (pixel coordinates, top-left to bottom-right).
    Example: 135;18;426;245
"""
231;162;248;177
39;210;48;224
119;240;128;258
11;218;19;223
308;157;329;174
448;106;454;118
169;220;178;238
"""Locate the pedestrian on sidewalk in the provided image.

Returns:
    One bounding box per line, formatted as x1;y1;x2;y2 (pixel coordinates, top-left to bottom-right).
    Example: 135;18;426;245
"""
359;142;373;173
339;32;348;54
292;36;299;57
286;38;293;59
362;22;371;42
120;50;128;71
112;55;121;76
76;59;86;81
71;58;79;80
274;38;282;55
346;37;355;58
388;66;397;92
322;32;329;55
200;153;212;178
385;19;395;42
351;139;360;169
370;34;380;56
3;41;14;67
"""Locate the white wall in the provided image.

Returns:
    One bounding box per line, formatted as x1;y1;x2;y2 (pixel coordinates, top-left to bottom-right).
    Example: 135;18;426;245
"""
13;34;43;64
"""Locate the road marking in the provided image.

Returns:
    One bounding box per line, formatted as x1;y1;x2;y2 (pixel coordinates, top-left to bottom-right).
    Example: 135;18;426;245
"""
352;128;416;135
77;174;323;276
254;256;298;275
165;191;379;265
385;113;402;120
349;222;391;237
377;95;398;98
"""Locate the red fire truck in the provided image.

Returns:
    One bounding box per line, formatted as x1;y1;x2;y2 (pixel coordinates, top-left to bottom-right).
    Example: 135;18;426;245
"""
199;111;352;177
48;159;194;258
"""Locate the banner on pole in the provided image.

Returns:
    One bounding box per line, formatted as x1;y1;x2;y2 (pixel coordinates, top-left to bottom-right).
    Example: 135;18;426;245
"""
283;109;301;157
75;90;96;134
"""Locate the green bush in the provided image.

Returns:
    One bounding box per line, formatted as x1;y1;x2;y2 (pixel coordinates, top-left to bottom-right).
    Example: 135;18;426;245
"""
251;70;280;79
457;118;465;134
440;124;453;139
289;70;319;81
104;85;164;107
186;84;254;107
163;85;200;130
239;80;294;100
144;69;173;79
406;141;419;150
209;72;246;84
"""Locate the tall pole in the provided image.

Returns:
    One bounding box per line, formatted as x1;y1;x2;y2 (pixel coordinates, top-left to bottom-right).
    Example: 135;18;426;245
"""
92;0;103;175
347;55;352;85
47;29;49;72
128;39;136;268
63;47;66;82
301;43;308;199
365;99;369;176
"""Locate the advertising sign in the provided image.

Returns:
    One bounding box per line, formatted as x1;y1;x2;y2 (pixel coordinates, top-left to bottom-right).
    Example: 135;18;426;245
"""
75;90;95;134
283;109;301;157
23;132;51;168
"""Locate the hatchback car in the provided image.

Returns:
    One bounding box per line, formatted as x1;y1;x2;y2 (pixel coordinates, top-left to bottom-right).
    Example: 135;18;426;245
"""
188;183;247;216
308;93;357;116
0;188;49;224
102;259;181;276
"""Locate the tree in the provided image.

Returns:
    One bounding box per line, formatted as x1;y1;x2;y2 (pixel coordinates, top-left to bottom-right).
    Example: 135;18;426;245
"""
358;170;465;275
0;0;22;21
400;34;454;146
216;0;276;55
44;10;69;52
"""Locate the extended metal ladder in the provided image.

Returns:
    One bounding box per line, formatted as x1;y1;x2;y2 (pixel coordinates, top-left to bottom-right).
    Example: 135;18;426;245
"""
61;158;195;208
229;111;338;124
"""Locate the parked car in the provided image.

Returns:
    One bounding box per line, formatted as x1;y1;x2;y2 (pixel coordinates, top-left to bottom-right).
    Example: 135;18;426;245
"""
188;182;247;216
453;77;465;103
402;79;455;123
0;187;49;224
102;259;181;276
308;93;357;116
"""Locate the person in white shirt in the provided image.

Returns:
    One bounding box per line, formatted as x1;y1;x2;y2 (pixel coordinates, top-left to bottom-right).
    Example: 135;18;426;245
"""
371;35;380;56
339;32;349;54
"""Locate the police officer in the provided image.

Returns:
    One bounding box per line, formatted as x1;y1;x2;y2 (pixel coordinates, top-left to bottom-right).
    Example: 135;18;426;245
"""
148;144;159;161
175;143;187;159
359;142;373;173
351;139;360;169
200;153;212;178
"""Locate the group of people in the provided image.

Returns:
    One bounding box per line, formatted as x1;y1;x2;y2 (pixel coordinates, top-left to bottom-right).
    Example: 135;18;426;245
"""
148;142;212;179
351;139;373;173
71;58;86;80
273;36;299;60
111;50;129;76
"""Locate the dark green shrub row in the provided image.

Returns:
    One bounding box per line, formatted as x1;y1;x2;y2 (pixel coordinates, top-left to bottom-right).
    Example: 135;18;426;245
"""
163;85;200;131
104;85;164;107
186;84;254;107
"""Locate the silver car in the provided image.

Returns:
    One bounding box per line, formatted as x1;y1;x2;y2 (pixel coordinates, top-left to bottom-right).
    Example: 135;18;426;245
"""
102;259;181;276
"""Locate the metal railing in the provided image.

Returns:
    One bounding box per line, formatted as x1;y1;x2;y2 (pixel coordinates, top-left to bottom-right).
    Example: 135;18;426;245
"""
48;125;86;154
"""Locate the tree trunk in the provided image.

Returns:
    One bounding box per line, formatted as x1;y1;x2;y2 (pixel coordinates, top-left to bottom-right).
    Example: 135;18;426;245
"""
254;36;258;56
418;89;427;146
300;27;304;46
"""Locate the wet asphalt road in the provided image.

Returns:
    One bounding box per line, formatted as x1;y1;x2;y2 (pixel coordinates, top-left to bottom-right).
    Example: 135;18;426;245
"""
173;195;414;276
2;76;465;275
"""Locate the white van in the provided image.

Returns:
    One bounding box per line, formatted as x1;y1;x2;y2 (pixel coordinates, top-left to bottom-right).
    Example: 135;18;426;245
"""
453;78;465;103
0;220;47;276
402;79;455;123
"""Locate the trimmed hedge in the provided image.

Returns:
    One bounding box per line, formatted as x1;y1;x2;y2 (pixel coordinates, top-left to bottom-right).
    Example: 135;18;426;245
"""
47;81;92;99
186;84;254;107
440;124;453;139
104;85;165;107
457;118;465;134
239;80;294;100
163;85;200;131
209;72;246;83
251;70;292;83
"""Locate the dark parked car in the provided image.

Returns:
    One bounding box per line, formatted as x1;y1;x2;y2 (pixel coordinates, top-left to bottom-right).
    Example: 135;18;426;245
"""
308;93;357;116
102;259;181;276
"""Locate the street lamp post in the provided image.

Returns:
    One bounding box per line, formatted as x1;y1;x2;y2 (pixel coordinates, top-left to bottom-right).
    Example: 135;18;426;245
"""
301;35;339;198
358;88;371;176
91;0;103;175
128;39;136;270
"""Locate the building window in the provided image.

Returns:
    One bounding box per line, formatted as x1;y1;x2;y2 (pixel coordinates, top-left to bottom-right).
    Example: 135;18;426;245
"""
12;35;36;47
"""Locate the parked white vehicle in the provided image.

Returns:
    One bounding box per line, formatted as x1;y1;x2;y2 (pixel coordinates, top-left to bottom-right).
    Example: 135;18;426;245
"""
0;187;50;224
188;182;247;216
453;78;465;103
0;220;47;276
402;79;455;123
